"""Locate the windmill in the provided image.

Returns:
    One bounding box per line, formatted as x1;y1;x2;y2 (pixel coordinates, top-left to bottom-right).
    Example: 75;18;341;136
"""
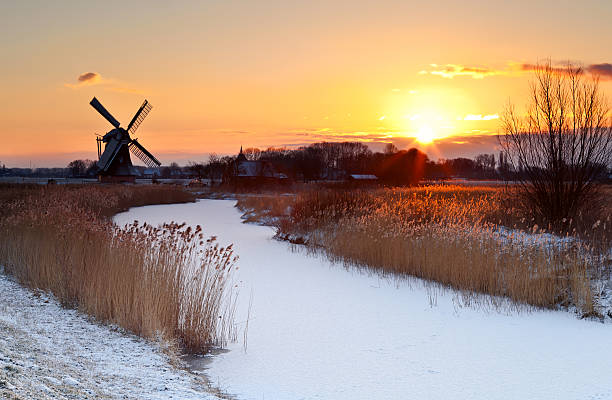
90;97;161;183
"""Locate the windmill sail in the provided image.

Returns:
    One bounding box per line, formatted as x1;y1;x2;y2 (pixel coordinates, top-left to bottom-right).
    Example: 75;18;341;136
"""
127;100;152;135
129;139;161;168
90;97;121;128
89;96;160;181
97;137;122;171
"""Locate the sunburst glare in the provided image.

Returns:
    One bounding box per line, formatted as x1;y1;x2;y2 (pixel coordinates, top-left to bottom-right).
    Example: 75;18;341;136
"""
414;124;435;144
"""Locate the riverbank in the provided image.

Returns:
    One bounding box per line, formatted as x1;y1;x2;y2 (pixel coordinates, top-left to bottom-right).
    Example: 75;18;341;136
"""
0;184;240;399
117;199;612;400
0;271;223;399
0;184;236;354
231;187;612;319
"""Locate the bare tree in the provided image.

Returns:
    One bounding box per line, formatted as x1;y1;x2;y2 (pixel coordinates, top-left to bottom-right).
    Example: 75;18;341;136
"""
187;161;207;179
208;152;220;164
384;143;399;155
243;147;262;160
67;159;96;177
500;61;612;223
475;153;496;171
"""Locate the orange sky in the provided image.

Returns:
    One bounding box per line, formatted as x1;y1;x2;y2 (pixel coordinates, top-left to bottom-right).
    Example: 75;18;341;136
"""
1;1;611;167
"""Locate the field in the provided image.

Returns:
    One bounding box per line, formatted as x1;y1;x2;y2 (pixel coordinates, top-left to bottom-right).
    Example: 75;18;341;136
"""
0;184;237;353
236;184;612;317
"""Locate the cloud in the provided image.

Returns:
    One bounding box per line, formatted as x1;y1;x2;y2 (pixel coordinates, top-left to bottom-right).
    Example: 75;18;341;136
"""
421;61;612;81
463;114;499;121
65;72;104;88
586;63;612;80
78;72;100;83
289;131;501;160
64;72;143;93
519;63;577;75
422;64;506;79
520;62;612;80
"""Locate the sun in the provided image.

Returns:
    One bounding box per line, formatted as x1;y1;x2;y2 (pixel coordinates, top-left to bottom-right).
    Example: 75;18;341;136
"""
414;124;435;144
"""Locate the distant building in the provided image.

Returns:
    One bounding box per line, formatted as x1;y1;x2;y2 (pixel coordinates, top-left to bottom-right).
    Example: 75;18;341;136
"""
143;168;161;178
227;147;288;184
348;174;378;181
321;168;347;181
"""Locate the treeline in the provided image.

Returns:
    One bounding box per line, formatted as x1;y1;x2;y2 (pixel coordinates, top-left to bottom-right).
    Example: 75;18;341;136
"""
0;160;186;179
0;160;100;178
4;141;608;183
189;142;507;184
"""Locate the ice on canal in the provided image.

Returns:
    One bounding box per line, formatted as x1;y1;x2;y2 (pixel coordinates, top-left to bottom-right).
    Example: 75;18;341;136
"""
115;199;612;400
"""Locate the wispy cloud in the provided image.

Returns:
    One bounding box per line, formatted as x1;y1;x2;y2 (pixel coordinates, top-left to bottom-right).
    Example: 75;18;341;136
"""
517;62;612;80
463;114;499;121
276;130;501;160
421;61;612;80
586;63;612;80
420;64;506;79
518;63;578;76
64;72;144;93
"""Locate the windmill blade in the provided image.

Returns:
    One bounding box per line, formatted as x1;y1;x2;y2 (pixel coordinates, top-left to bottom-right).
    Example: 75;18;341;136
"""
129;139;161;168
97;137;122;171
127;100;152;135
90;97;121;128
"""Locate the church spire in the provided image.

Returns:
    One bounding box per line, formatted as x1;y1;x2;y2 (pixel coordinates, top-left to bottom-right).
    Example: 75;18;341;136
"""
236;145;247;161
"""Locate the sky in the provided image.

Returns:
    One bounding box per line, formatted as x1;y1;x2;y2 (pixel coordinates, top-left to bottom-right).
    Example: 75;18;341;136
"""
1;0;611;167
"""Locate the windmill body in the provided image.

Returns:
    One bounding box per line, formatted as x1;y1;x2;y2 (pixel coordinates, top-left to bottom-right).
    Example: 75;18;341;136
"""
90;97;161;183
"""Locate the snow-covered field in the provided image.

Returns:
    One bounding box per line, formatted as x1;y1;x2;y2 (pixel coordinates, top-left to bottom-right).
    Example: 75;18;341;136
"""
0;269;219;399
115;199;612;400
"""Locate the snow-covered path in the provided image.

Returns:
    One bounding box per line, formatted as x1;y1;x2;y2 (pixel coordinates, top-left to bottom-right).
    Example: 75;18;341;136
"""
116;199;612;400
0;271;218;400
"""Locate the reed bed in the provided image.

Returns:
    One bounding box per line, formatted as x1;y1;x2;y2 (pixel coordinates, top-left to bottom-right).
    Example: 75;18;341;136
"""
0;184;237;353
237;185;611;316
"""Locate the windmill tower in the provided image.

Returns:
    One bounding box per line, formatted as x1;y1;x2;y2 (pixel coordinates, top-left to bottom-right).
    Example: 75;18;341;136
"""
90;97;161;183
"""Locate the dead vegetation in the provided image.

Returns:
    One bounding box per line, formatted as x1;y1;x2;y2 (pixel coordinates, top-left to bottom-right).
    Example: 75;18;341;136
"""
236;185;612;316
0;184;237;353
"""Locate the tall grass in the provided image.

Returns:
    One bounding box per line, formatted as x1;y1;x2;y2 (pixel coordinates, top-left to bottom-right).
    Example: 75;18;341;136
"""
0;184;237;353
237;185;610;316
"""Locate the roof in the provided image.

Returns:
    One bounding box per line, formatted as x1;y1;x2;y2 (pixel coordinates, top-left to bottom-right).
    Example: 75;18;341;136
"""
236;160;260;177
235;159;279;178
349;174;378;180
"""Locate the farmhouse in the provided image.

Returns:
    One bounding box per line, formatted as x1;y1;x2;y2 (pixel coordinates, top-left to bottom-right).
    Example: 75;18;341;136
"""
227;147;288;184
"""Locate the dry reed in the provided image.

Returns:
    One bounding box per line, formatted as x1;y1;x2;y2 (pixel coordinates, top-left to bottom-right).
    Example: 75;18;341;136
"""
237;185;611;316
0;184;237;353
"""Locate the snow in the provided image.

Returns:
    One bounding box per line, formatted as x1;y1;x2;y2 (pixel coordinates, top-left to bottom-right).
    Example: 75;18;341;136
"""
492;226;612;317
0;269;220;399
115;199;612;400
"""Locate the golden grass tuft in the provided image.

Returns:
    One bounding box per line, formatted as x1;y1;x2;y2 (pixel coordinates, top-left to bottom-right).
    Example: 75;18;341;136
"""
0;184;236;353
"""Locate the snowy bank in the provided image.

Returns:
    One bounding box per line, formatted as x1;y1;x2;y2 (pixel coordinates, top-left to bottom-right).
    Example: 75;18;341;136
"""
0;272;221;400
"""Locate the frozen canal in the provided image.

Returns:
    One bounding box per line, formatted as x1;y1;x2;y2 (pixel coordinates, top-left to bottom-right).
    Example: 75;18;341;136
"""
115;199;612;400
